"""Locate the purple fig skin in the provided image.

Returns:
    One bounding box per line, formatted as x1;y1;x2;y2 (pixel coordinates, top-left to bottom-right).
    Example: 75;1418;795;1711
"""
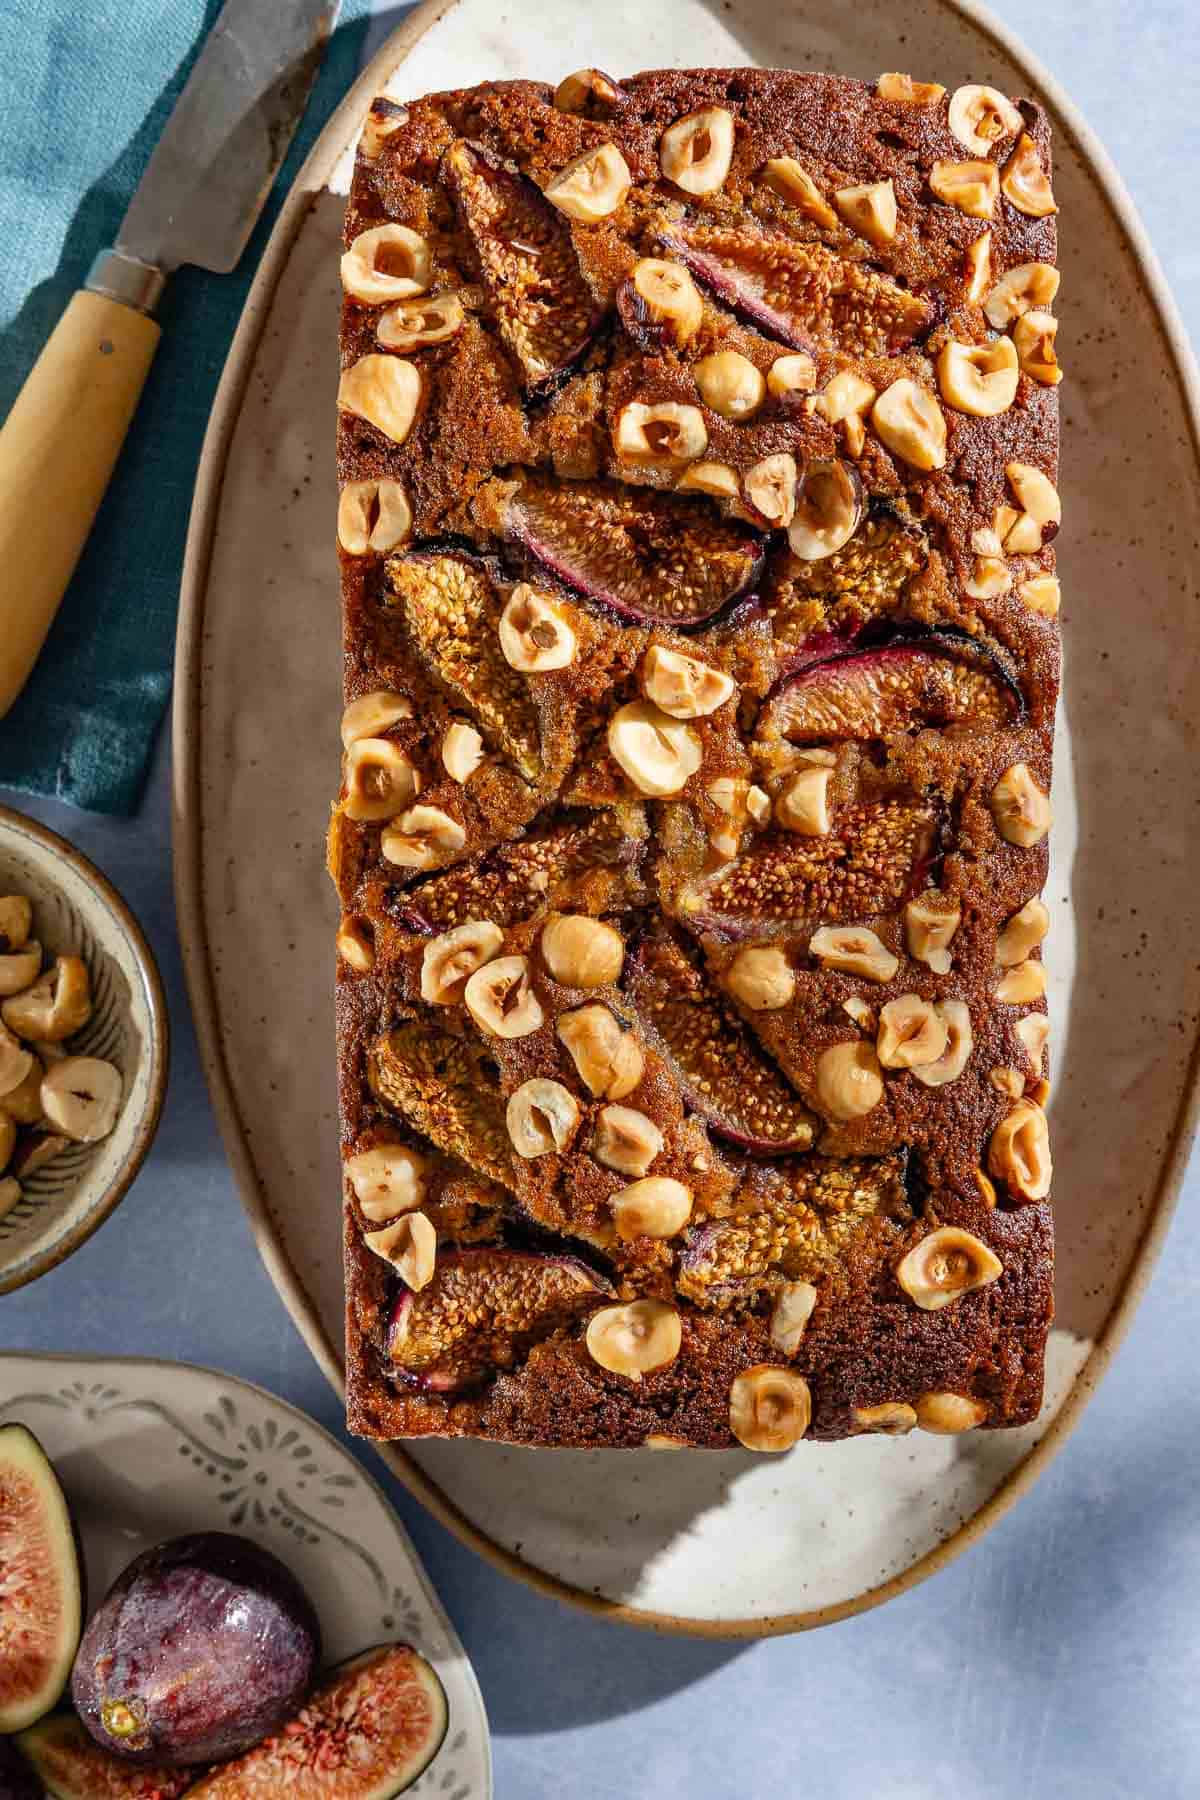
0;1738;39;1800
71;1533;320;1768
660;230;818;352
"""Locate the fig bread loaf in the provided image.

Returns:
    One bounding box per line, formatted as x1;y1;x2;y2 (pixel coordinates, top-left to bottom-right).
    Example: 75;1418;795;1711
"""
331;67;1058;1450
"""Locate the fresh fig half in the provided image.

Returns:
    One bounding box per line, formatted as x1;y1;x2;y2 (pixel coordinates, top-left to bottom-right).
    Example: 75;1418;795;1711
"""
388;1247;612;1391
660;223;931;356
368;1020;515;1191
0;1423;83;1734
15;1713;194;1800
443;140;600;388
502;475;765;629
187;1645;448;1800
625;931;816;1153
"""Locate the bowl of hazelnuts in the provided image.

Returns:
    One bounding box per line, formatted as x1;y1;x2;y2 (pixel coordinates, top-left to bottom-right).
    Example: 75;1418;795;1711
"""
0;806;167;1293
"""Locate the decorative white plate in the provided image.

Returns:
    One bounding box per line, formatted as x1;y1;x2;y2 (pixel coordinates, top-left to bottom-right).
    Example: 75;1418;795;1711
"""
174;0;1200;1632
0;1355;491;1797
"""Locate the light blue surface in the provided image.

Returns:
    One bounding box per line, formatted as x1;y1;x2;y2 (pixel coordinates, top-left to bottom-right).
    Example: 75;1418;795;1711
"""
4;3;1200;1795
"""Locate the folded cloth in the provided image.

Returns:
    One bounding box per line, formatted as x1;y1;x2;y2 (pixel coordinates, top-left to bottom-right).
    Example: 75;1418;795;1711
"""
0;0;371;814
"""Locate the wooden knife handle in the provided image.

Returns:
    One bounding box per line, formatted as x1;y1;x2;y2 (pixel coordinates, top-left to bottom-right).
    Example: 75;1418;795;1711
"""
0;291;161;720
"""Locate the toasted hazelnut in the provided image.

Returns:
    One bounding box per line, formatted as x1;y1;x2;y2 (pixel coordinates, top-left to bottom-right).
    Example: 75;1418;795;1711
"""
741;453;795;528
340;689;413;747
553;67;622;112
642;645;734;719
990;763;1052;847
834;178;897;246
877;995;949;1070
915;1391;989;1434
420;919;504;1005
364;1210;436;1290
767;352;817;398
1004;461;1061;550
608;701;702;797
988;1097;1052;1201
788;459;864;560
676;459;740;499
586;1299;682;1379
544;143;632;222
593;1104;663;1177
337;355;420;444
381;804;466;868
729;1365;811;1452
0;1057;44;1126
557;1004;644;1099
984;261;1059;328
694;351;766;421
1002;132;1056;216
815;370;877;425
995;959;1046;1004
499;584;577;673
963;230;993;303
996;897;1050;967
871;378;947;471
628;258;704;346
843;996;875;1029
937;336;1019;416
0;940;41;998
611;1175;692;1240
336;915;374;973
3;956;91;1043
643;1433;688;1450
377;291;465;351
854;1401;917;1435
878;70;946;104
1015;1011;1050;1073
964;555;1013;600
776;765;833;836
809;926;898;984
816;1040;884;1120
341;224;431;303
540;915;625;988
974;1168;998;1208
910;999;973;1088
897;1225;1002;1311
506;1078;580;1157
442;720;485;783
660;106;735;195
346;1142;428;1222
770;1281;817;1356
337;479;412;555
463;954;543;1038
342;737;419;822
1012;309;1062;385
0;1113;14;1172
0;1026;34;1101
359;98;409;162
948;83;1022;154
0;899;32;953
726;945;796;1011
40;1056;122;1142
990;1065;1026;1099
0;1175;20;1218
1018;574;1061;618
763;156;837;227
616;401;708;464
746;784;771;824
930;158;999;219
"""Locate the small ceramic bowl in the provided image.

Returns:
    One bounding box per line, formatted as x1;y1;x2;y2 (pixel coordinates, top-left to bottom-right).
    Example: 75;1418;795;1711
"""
0;806;168;1293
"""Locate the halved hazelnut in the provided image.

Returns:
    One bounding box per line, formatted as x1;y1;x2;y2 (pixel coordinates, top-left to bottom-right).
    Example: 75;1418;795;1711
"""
964;231;993;302
557;1004;644;1099
763;157;837;227
611;1175;692;1239
627;258;704;346
420;919;504;1005
359;98;409;162
767;352;817;398
586;1299;682;1379
0;899;32;952
377;292;465;352
770;1281;817;1355
643;1433;688;1450
463;954;543;1038
694;351;766;421
553;67;622;112
746;785;771;824
0;1057;44;1126
937;336;1019;416
788;459;864;559
948;83;1022;154
11;1135;68;1179
964;555;1013;600
984;261;1059;329
814;370;877;425
877;71;946;105
0;1113;14;1171
660;107;735;195
341;224;431;304
337;479;413;555
442;720;485;783
544;143;632;222
40;1056;122;1142
915;1391;989;1434
990;1065;1026;1099
996;896;1050;967
995;959;1046;1004
776;765;832;836
843;996;875;1029
930;158;999;219
0;1176;19;1218
1018;574;1061;618
337;355;421;444
677;460;740;499
809;926;898;984
816;1041;884;1120
726;945;796;1011
871;378;947;471
1012;309;1062;385
743;453;797;527
729;1365;811;1452
2;956;91;1042
910;999;973;1088
834;178;897;246
987;1097;1052;1201
642;645;734;719
0;1026;34;1101
990;763;1052;847
345;1142;428;1222
1002;133;1056;216
364;1210;436;1290
0;940;41;998
975;1167;998;1207
608;702;702;797
336;915;374;973
877;994;949;1069
343;737;419;822
499;584;577;672
616;401;708;464
1015;1011;1050;1073
341;690;413;747
593;1104;663;1177
854;1401;917;1435
380;804;466;868
506;1078;580;1157
1004;462;1060;549
540;914;625;987
897;1225;1002;1311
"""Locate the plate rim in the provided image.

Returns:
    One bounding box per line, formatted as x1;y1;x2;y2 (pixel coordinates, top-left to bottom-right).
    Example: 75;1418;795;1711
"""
172;0;1200;1637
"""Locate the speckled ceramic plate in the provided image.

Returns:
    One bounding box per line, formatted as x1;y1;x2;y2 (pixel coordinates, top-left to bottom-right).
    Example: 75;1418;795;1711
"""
174;0;1200;1633
0;1354;491;1797
0;808;167;1294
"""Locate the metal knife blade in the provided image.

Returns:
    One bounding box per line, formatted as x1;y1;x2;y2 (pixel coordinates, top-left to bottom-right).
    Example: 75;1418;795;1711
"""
116;0;340;276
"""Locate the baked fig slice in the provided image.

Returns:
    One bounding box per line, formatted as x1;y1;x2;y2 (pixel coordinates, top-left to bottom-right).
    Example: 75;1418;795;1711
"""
14;1714;194;1800
502;475;764;629
625;931;816;1152
0;1423;83;1733
187;1645;448;1800
368;1020;515;1191
443;140;599;388
768;500;928;661
388;1247;611;1391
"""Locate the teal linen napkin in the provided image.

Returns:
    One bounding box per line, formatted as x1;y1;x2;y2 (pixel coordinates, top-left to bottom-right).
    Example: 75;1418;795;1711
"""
0;0;373;814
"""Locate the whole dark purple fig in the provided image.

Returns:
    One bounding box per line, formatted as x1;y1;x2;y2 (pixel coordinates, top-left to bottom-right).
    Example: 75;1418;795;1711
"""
71;1532;320;1768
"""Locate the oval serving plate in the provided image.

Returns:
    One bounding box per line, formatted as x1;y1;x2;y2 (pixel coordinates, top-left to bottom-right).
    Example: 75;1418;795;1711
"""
0;1353;492;1796
174;0;1200;1634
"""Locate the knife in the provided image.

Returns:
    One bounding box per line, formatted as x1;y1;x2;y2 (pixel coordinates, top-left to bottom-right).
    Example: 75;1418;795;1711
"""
0;0;340;720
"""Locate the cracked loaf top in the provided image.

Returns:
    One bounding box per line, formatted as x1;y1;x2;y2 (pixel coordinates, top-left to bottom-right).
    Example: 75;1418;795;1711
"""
330;67;1060;1451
